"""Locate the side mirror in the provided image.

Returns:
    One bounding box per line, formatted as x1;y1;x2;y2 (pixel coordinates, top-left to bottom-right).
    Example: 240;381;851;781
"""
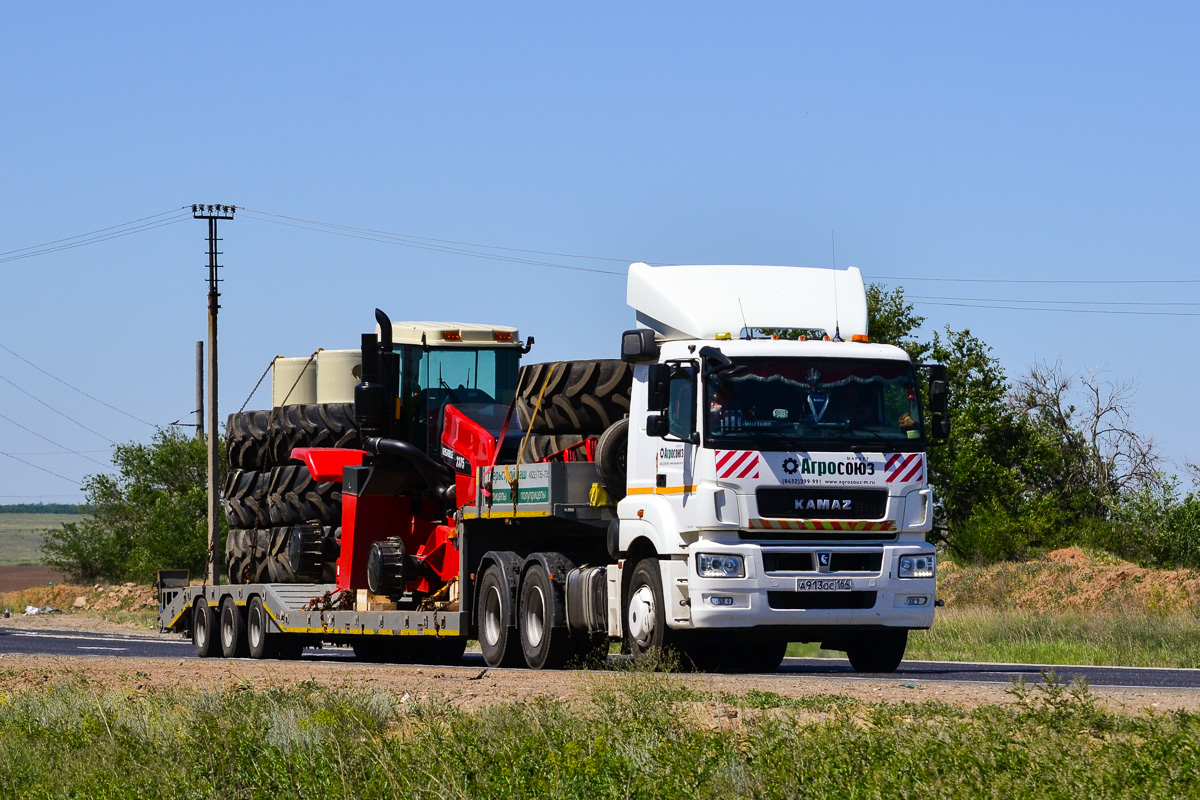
646;363;669;411
646;413;669;438
621;329;660;363
924;363;948;415
931;413;950;441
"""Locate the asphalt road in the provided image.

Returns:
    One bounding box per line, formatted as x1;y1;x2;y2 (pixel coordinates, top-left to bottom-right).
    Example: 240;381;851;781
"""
2;625;1198;690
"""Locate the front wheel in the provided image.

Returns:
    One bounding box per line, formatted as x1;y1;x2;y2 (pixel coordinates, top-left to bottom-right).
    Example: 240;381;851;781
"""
845;629;908;673
624;557;675;660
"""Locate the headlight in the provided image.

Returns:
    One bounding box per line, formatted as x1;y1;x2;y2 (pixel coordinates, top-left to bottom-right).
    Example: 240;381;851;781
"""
697;553;745;578
898;554;935;579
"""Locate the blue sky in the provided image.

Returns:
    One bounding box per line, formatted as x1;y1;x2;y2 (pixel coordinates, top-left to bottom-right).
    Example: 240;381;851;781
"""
1;3;1198;501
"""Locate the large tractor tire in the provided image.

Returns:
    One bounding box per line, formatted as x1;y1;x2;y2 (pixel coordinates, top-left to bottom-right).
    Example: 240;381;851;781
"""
519;434;586;463
225;410;272;471
224;528;255;584
264;465;342;526
266;403;361;465
226;403;361;472
515;360;632;435
222;470;273;529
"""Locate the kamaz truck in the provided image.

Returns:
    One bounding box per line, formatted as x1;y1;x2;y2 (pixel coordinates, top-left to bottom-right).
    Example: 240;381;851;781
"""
158;262;947;673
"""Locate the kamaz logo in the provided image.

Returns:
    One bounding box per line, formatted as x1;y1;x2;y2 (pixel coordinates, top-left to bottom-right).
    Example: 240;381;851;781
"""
795;498;851;511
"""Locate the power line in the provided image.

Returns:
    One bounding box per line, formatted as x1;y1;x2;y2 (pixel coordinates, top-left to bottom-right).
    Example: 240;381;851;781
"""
241;207;638;264
872;274;1200;285
0;212;190;265
912;300;1200;317
0;341;155;427
0;412;112;468
0;451;82;485
0;373;116;444
239;209;628;276
909;294;1200;307
0;209;185;257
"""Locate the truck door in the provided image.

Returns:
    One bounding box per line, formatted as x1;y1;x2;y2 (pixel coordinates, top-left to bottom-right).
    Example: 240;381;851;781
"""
655;361;699;505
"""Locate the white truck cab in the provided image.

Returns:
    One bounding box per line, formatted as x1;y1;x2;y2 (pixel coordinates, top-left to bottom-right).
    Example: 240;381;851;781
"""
613;262;946;670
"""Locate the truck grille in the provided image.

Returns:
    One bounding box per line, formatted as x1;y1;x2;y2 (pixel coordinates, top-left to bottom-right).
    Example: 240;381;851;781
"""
761;551;883;573
767;591;877;610
756;487;888;520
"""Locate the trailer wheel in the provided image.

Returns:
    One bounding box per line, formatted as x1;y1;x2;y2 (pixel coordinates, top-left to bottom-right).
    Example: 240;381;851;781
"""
192;600;219;658
477;565;523;668
219;597;248;658
595;418;629;500
519;563;572;670
245;596;279;659
845;629;908;673
624;557;676;660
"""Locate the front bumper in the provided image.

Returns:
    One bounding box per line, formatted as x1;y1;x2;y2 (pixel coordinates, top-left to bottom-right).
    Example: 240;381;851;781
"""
670;540;937;632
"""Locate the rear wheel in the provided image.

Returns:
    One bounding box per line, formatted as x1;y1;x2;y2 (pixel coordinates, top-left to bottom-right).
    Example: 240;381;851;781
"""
245;596;278;659
219;597;248;658
845;629;908;673
192;599;219;658
519;563;571;669
477;565;523;668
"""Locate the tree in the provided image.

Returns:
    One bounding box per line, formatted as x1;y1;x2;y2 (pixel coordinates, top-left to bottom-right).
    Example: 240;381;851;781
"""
42;428;222;583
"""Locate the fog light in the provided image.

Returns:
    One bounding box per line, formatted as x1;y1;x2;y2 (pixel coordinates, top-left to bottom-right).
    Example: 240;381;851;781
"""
697;553;745;578
906;596;928;606
899;554;935;579
709;596;734;606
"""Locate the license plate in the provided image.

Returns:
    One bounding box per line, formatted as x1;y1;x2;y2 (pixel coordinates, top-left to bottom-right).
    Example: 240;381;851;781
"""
796;578;852;592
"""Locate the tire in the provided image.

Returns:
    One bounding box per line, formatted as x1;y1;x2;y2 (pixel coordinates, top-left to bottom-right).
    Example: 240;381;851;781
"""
595;418;629;499
265;466;341;526
519;563;572;670
477;565;524;668
225;410;271;471
520;434;585;463
845;629;908;673
267;403;362;465
224;529;254;584
219;597;248;658
515;360;632;435
193;599;219;658
246;596;278;659
624;557;677;660
222;470;272;529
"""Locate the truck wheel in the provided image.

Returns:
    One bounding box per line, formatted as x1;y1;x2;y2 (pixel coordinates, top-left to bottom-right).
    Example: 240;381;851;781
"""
245;596;279;659
219;597;249;658
519;563;571;670
623;557;675;660
192;599;219;658
477;565;523;668
845;629;908;673
595;418;629;500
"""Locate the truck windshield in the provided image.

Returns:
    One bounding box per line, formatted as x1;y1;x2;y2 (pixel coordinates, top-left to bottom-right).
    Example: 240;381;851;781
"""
704;357;924;451
406;347;520;405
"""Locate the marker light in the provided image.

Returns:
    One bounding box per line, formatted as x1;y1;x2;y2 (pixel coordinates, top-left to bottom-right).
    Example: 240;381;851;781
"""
441;330;462;341
493;331;513;342
715;332;732;340
852;334;869;343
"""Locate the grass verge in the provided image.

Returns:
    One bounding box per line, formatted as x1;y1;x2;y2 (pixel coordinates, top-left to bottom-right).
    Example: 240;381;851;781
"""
0;673;1195;799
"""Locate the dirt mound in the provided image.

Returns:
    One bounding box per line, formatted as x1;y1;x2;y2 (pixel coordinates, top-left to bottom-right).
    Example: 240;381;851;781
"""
1;580;156;618
939;551;1200;614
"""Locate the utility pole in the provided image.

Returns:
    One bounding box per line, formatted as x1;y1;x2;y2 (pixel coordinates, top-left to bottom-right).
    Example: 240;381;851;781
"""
193;204;235;585
195;341;204;439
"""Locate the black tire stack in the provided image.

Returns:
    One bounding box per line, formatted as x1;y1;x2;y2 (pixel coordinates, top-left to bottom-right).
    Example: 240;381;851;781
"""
514;360;632;498
223;403;358;584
